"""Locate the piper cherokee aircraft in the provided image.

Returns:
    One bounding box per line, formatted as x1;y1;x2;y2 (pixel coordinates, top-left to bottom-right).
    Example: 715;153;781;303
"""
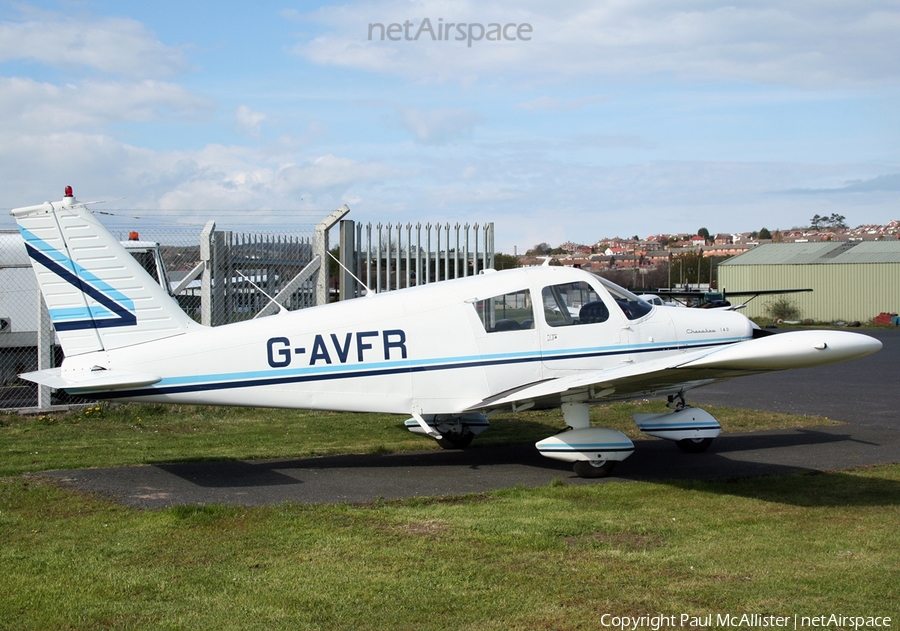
12;189;882;478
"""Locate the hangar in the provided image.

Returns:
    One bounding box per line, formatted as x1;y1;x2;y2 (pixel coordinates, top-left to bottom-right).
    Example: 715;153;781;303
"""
718;241;900;323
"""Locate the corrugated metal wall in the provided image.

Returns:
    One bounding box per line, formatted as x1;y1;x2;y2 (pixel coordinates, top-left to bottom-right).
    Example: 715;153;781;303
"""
719;263;900;322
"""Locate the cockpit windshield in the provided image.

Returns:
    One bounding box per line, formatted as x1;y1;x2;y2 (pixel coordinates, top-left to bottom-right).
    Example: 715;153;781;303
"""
591;274;653;320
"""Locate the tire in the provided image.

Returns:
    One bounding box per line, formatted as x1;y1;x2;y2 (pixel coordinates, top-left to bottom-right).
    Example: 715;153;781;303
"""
435;428;475;450
676;437;713;453
573;460;617;478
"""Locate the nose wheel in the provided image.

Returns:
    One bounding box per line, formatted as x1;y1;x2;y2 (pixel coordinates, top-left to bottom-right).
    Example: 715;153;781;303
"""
573;460;617;478
436;426;475;449
676;437;713;453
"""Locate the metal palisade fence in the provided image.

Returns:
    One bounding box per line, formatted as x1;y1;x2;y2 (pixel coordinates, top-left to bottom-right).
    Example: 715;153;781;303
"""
338;220;495;298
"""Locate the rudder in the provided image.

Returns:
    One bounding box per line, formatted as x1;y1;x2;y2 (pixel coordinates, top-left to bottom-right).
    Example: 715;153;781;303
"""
11;187;200;356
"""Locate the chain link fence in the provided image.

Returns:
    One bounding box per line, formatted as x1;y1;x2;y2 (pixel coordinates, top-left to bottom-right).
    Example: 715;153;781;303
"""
1;220;318;411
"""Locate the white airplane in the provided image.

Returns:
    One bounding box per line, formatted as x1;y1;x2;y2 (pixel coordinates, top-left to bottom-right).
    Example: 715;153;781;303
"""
11;189;883;478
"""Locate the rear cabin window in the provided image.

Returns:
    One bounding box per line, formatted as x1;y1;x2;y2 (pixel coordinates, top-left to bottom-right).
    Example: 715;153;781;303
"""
541;282;608;327
474;289;534;333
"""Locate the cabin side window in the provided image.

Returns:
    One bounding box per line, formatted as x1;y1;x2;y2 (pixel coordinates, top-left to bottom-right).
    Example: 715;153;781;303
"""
593;276;654;320
473;289;534;333
541;282;608;327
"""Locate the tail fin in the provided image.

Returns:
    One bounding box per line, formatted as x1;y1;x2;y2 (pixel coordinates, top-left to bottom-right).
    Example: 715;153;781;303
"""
11;187;200;356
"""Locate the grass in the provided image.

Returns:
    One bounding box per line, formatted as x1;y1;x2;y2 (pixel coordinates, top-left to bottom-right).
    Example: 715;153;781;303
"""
1;465;898;630
0;401;837;475
0;400;891;629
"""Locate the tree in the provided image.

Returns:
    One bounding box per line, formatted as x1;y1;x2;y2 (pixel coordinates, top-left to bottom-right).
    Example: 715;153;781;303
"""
493;253;519;270
764;298;801;322
810;214;823;229
827;213;847;229
698;227;710;240
758;227;772;240
525;242;551;256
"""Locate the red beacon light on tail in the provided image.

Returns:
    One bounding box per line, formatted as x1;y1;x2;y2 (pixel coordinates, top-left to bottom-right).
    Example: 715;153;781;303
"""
64;186;73;197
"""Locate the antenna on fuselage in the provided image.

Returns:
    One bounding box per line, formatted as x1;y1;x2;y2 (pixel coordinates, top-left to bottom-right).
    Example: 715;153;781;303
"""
327;249;375;297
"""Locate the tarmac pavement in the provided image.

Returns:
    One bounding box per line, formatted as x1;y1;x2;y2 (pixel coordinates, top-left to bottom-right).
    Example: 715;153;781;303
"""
691;329;900;429
39;329;900;508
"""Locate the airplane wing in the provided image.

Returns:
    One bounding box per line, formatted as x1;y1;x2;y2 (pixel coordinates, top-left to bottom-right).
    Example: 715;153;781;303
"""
721;288;812;297
648;288;812;299
722;287;813;307
466;330;880;413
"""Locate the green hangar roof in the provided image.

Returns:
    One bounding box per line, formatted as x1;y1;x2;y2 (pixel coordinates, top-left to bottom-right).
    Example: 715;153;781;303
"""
720;241;900;266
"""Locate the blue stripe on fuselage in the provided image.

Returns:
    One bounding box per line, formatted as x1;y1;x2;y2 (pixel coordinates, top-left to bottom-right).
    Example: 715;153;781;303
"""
79;337;748;399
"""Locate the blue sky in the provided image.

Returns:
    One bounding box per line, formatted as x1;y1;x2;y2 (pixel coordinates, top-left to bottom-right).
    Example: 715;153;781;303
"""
1;1;898;252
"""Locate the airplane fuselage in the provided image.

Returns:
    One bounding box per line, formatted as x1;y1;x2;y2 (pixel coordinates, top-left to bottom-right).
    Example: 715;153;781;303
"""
61;265;754;414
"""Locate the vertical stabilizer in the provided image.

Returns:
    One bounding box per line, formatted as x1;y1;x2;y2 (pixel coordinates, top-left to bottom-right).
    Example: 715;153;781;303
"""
11;188;200;356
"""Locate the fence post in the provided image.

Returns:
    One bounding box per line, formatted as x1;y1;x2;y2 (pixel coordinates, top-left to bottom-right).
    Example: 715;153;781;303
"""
486;222;495;270
443;223;450;280
315;205;349;306
454;223;460;279
200;220;215;326
36;294;53;409
474;224;480;275
339;219;355;300
425;223;432;284
405;223;412;288
395;223;402;290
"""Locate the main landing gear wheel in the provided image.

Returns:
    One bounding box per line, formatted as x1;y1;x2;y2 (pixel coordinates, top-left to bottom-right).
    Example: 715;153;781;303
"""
676;437;713;453
573;460;617;479
436;427;475;450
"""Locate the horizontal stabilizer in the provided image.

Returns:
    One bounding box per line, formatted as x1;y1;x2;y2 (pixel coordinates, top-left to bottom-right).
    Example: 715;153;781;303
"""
18;368;162;391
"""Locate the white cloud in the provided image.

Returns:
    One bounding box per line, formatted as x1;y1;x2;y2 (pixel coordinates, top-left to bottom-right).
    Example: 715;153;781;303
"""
0;77;212;132
272;155;410;194
515;95;608;112
0;130;409;219
236;105;267;137
395;106;484;144
294;1;900;87
0;10;187;78
1;124;895;255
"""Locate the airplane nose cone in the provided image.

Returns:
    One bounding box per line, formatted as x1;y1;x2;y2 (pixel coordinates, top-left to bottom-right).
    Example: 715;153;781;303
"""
780;330;882;366
837;331;883;357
